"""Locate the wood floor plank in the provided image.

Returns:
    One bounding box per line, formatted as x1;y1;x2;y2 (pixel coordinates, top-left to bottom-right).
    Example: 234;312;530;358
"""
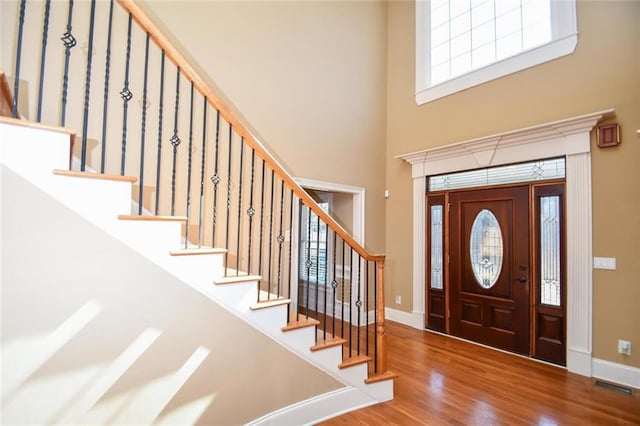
318;320;640;425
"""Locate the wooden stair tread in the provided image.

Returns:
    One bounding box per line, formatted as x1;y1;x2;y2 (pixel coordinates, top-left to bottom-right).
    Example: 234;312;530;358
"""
170;248;227;256
310;335;347;352
250;298;291;311
0;115;76;140
282;315;320;332
53;169;137;183
364;370;398;384
214;274;261;285
339;354;372;369
117;214;187;222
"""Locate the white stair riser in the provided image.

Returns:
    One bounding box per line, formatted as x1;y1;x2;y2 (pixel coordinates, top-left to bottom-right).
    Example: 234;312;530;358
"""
164;255;224;287
114;221;183;258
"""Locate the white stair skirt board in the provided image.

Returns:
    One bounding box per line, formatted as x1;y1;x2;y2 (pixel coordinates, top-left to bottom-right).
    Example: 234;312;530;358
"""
247;387;380;426
1;121;394;423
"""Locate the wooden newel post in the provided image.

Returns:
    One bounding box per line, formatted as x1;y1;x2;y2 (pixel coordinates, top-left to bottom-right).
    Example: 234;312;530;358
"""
376;259;387;374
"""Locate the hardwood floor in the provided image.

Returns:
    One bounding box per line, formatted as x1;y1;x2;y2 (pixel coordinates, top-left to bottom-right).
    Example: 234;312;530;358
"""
319;321;640;425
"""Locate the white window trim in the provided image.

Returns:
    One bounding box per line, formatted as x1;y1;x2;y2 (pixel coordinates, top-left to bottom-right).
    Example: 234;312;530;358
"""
415;0;578;105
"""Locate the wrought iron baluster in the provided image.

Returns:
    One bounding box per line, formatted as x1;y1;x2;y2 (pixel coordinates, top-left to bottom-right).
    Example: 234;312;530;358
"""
305;206;312;318
100;0;115;173
198;97;208;246
12;0;27;119
349;247;353;357
365;259;370;356
224;123;233;275
119;12;133;175
374;260;378;372
356;253;362;355
80;0;97;172
276;180;285;298
267;170;275;297
154;51;165;214
297;201;304;317
60;0;76;125
247;149;256;274
323;219;329;341
287;189;294;320
341;239;346;338
210;110;221;246
257;160;266;300
235;138;245;274
170;67;181;215
315;213;320;320
184;82;195;246
36;0;51;122
331;232;338;338
137;32;150;214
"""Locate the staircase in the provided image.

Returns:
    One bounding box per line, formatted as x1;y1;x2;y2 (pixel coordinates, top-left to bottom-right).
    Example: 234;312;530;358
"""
1;0;394;423
1;117;392;424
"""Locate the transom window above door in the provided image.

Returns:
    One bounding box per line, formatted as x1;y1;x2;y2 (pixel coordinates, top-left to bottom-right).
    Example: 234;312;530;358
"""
427;157;565;192
415;0;577;104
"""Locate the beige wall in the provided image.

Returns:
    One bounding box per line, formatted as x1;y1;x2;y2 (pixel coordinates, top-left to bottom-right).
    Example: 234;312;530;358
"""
386;0;640;367
140;0;387;255
1;165;342;424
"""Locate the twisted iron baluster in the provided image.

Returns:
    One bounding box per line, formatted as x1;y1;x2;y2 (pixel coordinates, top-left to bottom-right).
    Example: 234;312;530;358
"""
224;124;232;276
341;239;345;338
184;82;194;247
365;260;369;356
374;262;378;372
12;0;27;119
287;189;294;319
235;138;245;274
210;110;221;246
170;67;181;215
305;206;312;318
247;149;256;274
154;51;165;214
100;0;115;173
36;0;51;122
60;0;76;125
276;180;285;297
314;213;320;319
258;161;266;300
267;170;275;297
331;232;338;338
80;0;97;171
323;216;329;340
356;254;362;355
198;97;208;247
138;33;150;214
349;248;354;357
119;13;133;176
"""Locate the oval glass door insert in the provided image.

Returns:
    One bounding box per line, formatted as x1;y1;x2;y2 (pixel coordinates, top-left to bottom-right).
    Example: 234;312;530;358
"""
470;209;503;289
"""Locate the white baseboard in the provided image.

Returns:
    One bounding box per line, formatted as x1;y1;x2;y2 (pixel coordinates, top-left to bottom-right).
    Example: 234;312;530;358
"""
592;358;640;390
385;307;424;329
567;348;592;377
246;387;378;426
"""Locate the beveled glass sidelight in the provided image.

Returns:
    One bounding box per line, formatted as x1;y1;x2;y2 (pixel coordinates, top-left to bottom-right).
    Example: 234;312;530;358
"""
430;205;444;289
470;209;503;289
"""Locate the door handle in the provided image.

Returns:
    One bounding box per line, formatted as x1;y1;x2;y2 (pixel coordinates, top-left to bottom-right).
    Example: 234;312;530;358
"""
517;276;527;283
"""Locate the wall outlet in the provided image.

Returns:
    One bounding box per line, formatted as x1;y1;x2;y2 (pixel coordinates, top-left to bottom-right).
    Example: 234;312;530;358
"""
618;340;632;356
395;295;401;304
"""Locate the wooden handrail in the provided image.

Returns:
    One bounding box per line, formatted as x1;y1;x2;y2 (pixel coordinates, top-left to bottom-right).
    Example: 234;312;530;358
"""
0;69;15;118
116;0;384;263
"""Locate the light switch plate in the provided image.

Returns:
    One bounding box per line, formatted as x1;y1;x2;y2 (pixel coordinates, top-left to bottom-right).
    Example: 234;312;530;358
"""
594;257;616;270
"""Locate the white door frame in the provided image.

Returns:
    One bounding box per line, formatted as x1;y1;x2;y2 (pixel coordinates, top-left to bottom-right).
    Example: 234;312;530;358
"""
397;109;613;378
290;178;366;316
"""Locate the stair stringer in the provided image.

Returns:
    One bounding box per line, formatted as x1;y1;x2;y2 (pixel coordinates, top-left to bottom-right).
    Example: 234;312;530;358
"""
0;120;393;423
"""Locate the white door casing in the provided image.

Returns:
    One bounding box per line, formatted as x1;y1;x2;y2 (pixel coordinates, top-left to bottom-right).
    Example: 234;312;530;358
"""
396;109;614;377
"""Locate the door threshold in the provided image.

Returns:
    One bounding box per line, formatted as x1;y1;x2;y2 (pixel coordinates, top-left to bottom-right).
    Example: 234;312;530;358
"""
424;328;566;370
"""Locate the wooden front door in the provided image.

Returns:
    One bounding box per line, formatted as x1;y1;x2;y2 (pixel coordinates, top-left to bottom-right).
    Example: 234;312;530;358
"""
449;186;530;355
